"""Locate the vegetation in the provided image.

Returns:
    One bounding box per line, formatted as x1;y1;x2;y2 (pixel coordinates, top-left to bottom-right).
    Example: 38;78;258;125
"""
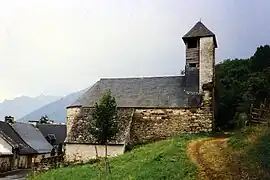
89;90;119;173
215;45;270;129
226;126;270;179
28;134;209;180
39;115;51;124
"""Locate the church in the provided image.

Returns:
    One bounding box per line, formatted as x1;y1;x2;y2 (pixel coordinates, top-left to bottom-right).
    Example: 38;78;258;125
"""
64;21;217;162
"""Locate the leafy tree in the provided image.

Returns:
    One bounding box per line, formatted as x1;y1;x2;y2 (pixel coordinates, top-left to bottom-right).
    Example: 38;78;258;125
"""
215;45;270;129
89;90;118;174
39;115;50;124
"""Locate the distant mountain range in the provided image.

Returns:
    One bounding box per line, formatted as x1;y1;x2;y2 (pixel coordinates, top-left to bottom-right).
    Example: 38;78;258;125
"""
18;89;87;123
0;95;61;121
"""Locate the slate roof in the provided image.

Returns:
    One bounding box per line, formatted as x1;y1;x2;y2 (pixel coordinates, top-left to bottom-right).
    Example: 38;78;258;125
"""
72;76;189;108
65;108;134;144
0;121;37;155
13;122;53;154
37;124;67;145
182;21;217;48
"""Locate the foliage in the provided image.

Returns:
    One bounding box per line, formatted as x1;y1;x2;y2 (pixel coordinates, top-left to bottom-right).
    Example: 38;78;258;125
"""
89;90;118;145
89;90;118;174
215;45;270;129
39;115;50;124
226;126;270;178
28;134;208;180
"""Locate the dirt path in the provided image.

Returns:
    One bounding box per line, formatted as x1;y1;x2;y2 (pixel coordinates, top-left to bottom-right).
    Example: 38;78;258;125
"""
187;137;255;180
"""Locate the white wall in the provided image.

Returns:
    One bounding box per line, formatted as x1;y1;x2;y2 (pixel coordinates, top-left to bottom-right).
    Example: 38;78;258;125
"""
0;136;13;155
65;144;125;162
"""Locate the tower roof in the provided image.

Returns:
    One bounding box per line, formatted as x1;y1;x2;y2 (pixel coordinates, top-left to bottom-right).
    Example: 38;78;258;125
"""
182;21;217;48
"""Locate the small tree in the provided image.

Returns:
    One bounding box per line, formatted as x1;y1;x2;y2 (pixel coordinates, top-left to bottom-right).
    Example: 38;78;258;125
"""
39;115;49;124
89;90;118;174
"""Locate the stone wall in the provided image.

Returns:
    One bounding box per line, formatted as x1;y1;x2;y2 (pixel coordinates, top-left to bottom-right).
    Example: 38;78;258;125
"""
199;36;215;93
129;108;212;145
66;106;212;148
0;156;12;172
66;106;82;136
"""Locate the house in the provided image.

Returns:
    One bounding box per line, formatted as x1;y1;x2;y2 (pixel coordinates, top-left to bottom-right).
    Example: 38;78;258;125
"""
12;122;53;162
0;121;36;170
65;21;217;162
36;124;66;155
0;131;14;172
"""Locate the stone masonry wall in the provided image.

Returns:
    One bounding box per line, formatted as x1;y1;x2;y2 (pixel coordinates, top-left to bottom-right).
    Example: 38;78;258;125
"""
129;108;212;146
66;106;213;148
66;106;82;137
199;36;215;93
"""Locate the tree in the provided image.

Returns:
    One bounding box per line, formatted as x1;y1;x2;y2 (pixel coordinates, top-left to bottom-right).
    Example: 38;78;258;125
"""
89;90;118;174
39;115;50;124
215;45;270;130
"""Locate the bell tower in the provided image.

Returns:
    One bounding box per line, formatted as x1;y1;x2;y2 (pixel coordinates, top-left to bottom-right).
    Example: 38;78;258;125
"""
182;21;217;93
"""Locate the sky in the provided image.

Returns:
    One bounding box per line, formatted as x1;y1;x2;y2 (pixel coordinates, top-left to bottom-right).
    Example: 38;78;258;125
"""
0;0;269;101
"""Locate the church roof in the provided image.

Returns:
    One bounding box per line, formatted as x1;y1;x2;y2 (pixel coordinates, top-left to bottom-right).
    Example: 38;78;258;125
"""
71;76;189;108
182;21;217;47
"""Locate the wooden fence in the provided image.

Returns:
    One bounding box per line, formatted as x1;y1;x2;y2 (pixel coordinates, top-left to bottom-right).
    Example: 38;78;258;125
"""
249;103;270;126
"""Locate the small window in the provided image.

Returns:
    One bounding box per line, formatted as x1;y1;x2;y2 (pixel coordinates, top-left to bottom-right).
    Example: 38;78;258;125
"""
187;39;198;49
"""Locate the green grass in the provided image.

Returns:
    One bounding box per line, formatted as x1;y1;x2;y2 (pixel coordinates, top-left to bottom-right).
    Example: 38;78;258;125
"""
29;134;208;180
227;126;270;178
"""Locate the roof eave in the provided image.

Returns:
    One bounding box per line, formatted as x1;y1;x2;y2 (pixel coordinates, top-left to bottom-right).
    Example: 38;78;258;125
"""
182;35;217;48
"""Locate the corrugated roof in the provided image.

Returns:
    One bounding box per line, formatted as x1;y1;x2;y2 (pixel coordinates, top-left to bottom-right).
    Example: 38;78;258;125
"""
0;121;37;155
13;122;53;154
37;124;66;145
182;21;217;47
72;76;188;108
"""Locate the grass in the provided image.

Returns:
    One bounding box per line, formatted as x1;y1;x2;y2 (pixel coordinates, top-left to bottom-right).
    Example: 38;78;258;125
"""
29;134;209;180
226;125;270;178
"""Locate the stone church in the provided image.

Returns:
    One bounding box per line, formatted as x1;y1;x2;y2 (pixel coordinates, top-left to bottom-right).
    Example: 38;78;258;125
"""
64;21;217;162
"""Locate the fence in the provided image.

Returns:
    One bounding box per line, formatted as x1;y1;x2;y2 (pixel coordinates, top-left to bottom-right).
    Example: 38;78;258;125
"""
249;102;270;126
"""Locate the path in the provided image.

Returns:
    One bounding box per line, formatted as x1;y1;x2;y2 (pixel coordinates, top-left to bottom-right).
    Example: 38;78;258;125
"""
0;170;29;180
187;137;256;180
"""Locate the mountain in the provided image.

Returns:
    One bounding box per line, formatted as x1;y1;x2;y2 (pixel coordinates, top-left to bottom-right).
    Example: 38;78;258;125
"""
19;89;87;123
0;95;61;121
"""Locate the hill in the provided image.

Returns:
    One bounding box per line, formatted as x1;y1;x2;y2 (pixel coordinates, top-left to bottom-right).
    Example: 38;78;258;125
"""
29;126;270;180
29;134;207;180
19;89;87;123
0;95;61;121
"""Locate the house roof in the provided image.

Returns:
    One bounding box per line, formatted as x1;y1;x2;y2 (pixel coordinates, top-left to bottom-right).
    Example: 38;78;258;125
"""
0;121;37;155
72;76;189;108
182;21;217;48
65;108;134;144
37;124;67;145
12;122;53;154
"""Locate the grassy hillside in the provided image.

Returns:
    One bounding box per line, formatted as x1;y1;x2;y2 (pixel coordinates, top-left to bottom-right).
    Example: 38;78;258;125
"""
29;126;270;180
226;126;270;178
29;134;208;180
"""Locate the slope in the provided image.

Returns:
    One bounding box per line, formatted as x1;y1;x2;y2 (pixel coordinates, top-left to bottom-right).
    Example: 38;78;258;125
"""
29;134;207;180
19;89;87;123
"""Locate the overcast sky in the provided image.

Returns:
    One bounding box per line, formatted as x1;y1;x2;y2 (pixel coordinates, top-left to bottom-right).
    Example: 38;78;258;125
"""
0;0;269;101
